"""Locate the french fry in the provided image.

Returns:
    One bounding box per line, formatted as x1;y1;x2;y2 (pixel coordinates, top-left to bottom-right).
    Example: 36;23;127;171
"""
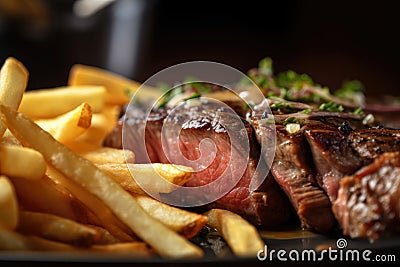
82;147;135;165
18;86;105;119
64;105;120;152
133;194;207;238
97;163;192;194
0;225;30;250
68;64;160;105
85;225;120;245
18;211;100;247
45;166;135;243
0;129;20;146
72;113;113;148
0;225;79;251
90;242;154;257
35;102;92;143
1;225;152;255
0;57;28;136
0;176;18;230
205;209;265;257
0;105;203;259
0;145;46;180
10;175;87;222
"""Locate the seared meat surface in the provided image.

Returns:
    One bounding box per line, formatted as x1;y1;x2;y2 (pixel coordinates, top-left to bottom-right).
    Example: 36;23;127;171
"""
333;152;400;240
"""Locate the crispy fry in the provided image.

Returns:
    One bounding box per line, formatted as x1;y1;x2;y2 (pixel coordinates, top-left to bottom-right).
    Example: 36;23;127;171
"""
18;86;105;119
0;176;18;230
97;163;192;194
85;225;119;245
133;194;207;238
68;64;160;105
0;105;203;259
10;175;87;222
35;102;92;143
82;147;135;165
0;225;29;250
46;167;135;243
18;211;100;247
0;227;78;251
90;242;154;257
0;145;46;180
205;209;265;257
0;57;28;136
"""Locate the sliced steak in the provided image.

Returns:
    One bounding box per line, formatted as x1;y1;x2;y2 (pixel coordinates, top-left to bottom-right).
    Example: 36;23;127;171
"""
251;118;336;233
333;152;400;240
304;121;364;202
305;124;400;202
105;102;292;227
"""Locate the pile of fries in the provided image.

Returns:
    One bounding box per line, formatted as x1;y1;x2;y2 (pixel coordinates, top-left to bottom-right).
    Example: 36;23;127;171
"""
0;58;265;259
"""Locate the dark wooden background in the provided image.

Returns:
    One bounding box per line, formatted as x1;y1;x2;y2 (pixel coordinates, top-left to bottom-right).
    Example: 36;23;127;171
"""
1;0;399;98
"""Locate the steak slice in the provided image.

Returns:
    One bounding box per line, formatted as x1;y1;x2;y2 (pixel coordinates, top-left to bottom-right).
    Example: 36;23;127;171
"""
305;124;400;202
104;102;292;227
333;152;400;240
304;121;364;202
251;118;336;233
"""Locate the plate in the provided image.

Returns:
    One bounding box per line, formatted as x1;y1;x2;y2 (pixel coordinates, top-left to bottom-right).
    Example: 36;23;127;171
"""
1;228;398;266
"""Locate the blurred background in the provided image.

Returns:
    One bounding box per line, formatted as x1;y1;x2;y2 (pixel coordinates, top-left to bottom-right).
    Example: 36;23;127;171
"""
0;0;399;97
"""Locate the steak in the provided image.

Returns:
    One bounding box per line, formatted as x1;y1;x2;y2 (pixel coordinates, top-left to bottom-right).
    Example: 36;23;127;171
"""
251;117;336;233
333;152;400;240
304;121;364;201
105;102;293;227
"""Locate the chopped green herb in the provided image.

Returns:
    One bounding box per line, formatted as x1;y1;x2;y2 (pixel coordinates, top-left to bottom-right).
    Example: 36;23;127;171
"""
283;116;296;126
157;82;171;92
270;102;294;112
334;80;364;97
157;86;183;108
353;107;364;115
258;57;273;76
318;101;344;112
302;108;312;114
244;102;255;112
124;87;133;98
188;82;212;94
184;93;201;101
276;70;314;89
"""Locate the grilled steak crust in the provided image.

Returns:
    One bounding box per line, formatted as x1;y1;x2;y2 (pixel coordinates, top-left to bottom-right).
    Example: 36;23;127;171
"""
333;152;400;240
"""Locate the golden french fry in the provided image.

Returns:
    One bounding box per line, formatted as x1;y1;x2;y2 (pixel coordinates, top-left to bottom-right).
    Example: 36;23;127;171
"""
0;176;18;230
97;163;192;194
72;113;112;148
90;242;154;257
85;225;119;245
205;209;265;257
68;64;160;105
82;147;135;165
10;175;87;222
63;104;120;153
0;225;30;250
18;86;105;119
46;166;135;243
0;57;28;136
35;102;92;143
18;211;100;247
133;194;207;238
0;145;46;180
0;105;203;259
